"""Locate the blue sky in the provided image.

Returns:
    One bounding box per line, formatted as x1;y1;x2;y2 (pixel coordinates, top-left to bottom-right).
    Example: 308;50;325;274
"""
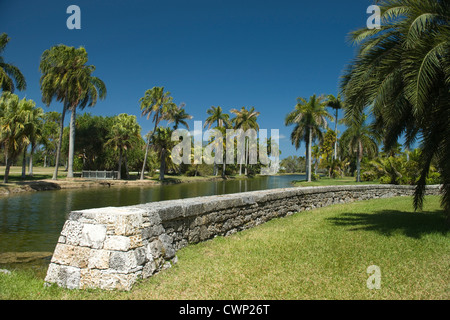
1;0;375;159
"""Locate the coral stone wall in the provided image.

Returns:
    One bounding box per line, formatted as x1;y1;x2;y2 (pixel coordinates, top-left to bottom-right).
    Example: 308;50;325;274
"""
45;184;441;290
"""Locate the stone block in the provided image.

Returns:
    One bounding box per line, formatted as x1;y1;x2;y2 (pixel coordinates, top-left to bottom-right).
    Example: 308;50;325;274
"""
51;244;91;268
45;263;80;290
79;224;107;249
88;249;110;269
109;251;138;273
104;236;131;251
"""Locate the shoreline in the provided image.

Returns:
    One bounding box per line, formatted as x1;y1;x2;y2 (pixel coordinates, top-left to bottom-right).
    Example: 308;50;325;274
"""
0;174;247;197
0;172;306;197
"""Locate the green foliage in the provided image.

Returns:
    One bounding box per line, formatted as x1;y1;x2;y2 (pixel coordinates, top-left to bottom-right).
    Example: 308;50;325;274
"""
280;155;305;173
0;33;27;92
0;92;43;182
341;0;450;214
362;149;441;186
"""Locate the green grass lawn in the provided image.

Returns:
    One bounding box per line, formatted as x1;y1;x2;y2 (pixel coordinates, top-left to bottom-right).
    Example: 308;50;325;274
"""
0;195;448;300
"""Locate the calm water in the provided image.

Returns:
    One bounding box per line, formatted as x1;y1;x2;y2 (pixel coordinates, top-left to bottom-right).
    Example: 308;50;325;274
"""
0;175;304;255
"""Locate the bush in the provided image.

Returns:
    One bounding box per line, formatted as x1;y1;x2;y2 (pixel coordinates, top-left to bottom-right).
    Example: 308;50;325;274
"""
361;171;377;182
379;176;392;184
426;171;441;185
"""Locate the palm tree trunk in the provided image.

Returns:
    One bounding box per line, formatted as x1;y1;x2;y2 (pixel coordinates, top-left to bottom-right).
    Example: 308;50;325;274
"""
307;127;312;182
356;141;362;182
124;152;130;179
222;162;226;178
159;148;166;181
117;148;123;180
53;104;67;180
21;147;27;179
244;139;248;176
334;108;338;160
4;157;11;183
67;107;76;178
29;145;34;177
140;139;150;180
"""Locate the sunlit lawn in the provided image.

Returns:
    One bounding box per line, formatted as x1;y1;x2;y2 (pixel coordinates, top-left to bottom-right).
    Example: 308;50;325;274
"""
0;195;448;300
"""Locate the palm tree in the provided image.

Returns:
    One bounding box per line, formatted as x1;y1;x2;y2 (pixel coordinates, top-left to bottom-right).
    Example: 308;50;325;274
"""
165;102;192;130
230;106;260;175
0;33;26;92
341;0;450;215
285;94;332;182
39;45;106;180
204;106;231;177
151;126;175;181
204;106;231;129
40;111;61;167
139;86;175;180
0;92;36;183
22;105;44;178
340;113;380;182
106;113;141;180
326;94;344;160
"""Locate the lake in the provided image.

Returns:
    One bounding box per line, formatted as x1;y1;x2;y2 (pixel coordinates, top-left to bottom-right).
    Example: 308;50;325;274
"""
0;174;304;257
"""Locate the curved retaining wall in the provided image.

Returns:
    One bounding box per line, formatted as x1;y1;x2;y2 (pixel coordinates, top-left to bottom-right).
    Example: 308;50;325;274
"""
44;184;441;290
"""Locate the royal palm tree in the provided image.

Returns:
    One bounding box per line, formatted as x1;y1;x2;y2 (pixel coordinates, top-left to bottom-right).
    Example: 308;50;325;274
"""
165;102;192;130
22;105;44;178
204;106;231;129
341;0;450;215
39;45;106;180
285;94;332;182
0;33;26;93
340;113;380;182
151;126;175;181
230;106;260;175
0;92;37;183
106;113;141;180
40;111;61;167
139;86;175;180
326;94;345;160
204;106;231;177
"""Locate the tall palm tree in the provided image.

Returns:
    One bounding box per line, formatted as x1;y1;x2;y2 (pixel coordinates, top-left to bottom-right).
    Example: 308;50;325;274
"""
106;113;141;180
165;102;192;130
39;45;106;180
341;0;450;215
0;92;37;183
340;113;380;182
22;104;44;178
139;86;175;180
0;33;26;93
285;94;332;182
204;106;231;177
204;106;231;129
40;111;61;167
151;126;175;181
326;94;345;160
230;106;260;175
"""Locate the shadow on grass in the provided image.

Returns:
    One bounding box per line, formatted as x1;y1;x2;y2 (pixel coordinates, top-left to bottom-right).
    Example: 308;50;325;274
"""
327;209;449;239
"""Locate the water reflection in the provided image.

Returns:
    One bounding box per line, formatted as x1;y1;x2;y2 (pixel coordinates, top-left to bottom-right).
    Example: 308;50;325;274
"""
0;175;304;254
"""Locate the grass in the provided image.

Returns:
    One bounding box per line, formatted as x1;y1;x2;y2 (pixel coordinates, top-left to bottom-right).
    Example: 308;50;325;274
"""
292;175;380;187
0;195;448;300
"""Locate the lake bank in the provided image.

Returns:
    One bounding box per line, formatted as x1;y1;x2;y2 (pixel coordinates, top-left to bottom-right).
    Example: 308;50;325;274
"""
0;172;252;197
